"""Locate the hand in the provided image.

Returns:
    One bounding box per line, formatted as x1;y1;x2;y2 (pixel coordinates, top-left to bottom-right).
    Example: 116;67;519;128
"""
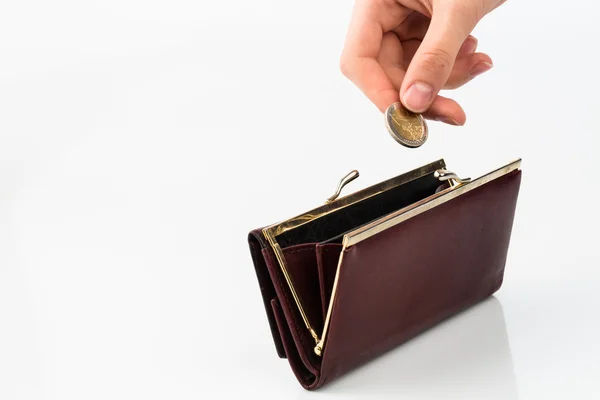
340;0;506;125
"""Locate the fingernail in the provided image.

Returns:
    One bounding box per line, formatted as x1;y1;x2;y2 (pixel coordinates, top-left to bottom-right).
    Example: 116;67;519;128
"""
460;37;478;56
470;61;493;78
402;82;433;112
435;116;462;126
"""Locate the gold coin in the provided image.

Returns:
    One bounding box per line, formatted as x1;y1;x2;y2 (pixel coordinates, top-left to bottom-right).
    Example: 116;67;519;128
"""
384;102;428;148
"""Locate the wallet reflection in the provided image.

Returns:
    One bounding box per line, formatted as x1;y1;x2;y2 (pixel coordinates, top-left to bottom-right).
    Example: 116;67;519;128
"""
311;297;519;399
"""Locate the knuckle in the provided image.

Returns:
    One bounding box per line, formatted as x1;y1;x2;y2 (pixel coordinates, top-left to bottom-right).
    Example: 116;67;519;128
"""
339;54;354;78
418;48;453;73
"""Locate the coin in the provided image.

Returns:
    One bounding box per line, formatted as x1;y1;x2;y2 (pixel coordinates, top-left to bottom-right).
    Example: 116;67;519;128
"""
384;102;428;148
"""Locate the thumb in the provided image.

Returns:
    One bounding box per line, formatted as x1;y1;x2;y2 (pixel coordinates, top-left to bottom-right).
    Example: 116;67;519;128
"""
400;3;481;112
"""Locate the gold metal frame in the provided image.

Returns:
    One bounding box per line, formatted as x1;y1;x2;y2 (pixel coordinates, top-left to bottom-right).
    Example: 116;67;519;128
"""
262;158;521;356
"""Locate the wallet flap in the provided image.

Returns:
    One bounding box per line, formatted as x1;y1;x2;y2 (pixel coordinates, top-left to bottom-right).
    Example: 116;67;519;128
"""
248;229;286;358
319;169;522;383
248;229;324;389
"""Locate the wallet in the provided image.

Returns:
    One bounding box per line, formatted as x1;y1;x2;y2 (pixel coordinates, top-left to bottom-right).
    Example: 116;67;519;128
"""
247;158;522;390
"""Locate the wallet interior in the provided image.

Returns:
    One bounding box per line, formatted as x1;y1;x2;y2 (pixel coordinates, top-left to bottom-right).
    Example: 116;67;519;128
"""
277;171;447;247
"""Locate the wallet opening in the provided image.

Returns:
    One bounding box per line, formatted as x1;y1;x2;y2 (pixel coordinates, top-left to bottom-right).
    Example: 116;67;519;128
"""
277;172;447;248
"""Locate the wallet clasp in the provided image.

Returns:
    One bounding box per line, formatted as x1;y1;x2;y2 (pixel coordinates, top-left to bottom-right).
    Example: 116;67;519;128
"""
434;169;472;186
325;170;360;204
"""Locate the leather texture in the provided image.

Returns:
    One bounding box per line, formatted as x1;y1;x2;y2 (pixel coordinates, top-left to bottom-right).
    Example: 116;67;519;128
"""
247;169;522;390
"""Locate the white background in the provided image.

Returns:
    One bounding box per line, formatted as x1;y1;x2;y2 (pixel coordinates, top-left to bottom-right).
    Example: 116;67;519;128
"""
1;0;598;398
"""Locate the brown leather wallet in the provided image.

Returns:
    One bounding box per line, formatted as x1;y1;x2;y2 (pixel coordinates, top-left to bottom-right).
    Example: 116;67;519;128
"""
247;158;522;390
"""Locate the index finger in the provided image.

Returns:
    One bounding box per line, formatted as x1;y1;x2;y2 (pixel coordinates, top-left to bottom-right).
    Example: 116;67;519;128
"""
339;3;400;112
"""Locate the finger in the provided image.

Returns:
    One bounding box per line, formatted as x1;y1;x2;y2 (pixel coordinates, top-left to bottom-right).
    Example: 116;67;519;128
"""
456;35;478;58
378;32;406;90
400;2;483;112
422;95;467;126
394;16;477;58
400;39;493;89
340;2;410;112
379;35;466;126
444;52;493;89
401;39;490;90
401;35;478;67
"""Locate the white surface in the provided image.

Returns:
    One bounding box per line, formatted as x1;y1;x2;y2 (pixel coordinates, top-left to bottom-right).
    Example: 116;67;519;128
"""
1;0;598;398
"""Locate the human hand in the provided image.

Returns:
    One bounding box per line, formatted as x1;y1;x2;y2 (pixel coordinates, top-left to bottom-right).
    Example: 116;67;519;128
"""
340;0;506;125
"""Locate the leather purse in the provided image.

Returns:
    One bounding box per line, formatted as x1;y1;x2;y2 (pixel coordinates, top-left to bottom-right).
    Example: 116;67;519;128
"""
247;158;522;390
